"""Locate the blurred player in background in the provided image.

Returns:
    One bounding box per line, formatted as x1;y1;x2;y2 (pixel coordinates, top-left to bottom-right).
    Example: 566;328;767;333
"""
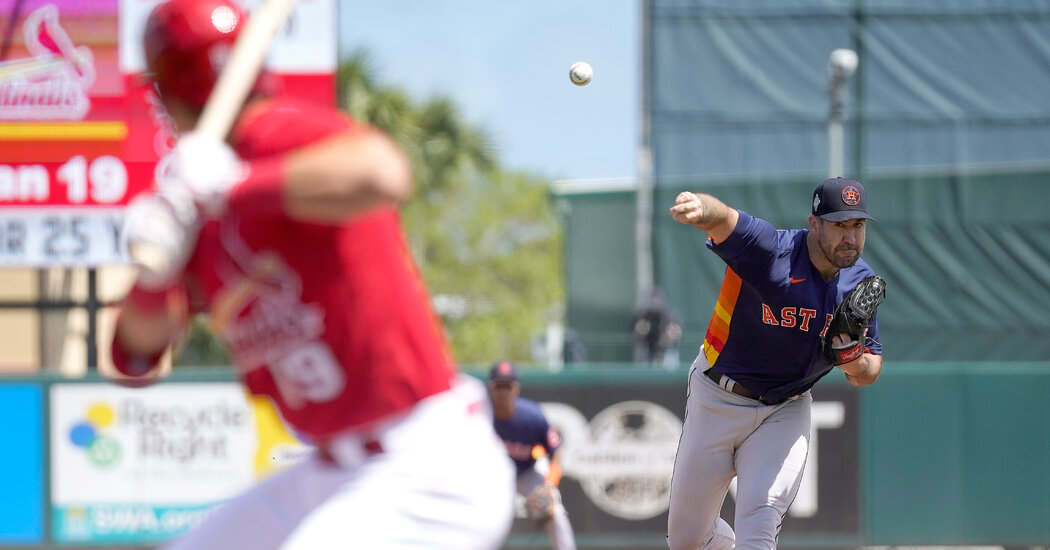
487;361;577;550
632;286;683;368
664;178;884;550
104;0;514;548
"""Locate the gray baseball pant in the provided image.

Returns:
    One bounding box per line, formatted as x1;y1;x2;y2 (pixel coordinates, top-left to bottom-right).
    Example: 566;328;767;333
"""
666;354;812;550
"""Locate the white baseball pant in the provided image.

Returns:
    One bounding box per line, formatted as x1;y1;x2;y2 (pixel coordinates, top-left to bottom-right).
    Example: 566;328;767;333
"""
666;352;812;550
165;375;516;550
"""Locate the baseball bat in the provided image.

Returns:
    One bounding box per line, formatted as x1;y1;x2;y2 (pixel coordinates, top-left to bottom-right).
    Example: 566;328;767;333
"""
195;0;298;140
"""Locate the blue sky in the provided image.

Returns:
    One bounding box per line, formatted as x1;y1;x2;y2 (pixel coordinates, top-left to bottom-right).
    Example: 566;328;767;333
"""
338;0;639;182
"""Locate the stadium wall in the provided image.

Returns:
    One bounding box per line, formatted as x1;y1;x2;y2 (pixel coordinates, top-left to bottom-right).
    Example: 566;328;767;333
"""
1;364;1047;549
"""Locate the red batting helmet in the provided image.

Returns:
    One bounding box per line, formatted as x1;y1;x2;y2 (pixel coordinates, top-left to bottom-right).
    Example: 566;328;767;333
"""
143;0;246;109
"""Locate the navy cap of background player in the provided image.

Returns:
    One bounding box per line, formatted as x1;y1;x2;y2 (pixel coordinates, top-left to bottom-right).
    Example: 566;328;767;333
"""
488;360;519;383
812;177;876;222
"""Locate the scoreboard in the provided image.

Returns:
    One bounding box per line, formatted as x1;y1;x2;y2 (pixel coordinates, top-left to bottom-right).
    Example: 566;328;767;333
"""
0;0;336;266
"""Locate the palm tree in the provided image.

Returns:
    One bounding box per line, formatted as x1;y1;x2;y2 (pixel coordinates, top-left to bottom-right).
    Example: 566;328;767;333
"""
338;50;420;147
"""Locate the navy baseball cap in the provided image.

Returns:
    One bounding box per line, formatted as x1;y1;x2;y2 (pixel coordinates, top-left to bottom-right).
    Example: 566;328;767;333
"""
812;177;875;222
488;361;519;383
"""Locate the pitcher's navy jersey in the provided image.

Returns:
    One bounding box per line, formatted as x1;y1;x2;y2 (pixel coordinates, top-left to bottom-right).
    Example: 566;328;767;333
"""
702;211;882;403
493;397;560;475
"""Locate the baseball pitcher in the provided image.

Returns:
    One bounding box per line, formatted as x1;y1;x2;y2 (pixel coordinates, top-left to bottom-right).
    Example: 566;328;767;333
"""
665;177;886;550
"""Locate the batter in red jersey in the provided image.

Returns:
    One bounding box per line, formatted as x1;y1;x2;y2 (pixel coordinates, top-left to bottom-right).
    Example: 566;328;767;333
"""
107;1;514;548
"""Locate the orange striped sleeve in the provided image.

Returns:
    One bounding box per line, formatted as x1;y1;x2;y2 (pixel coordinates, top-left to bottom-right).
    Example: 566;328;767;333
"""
704;268;742;367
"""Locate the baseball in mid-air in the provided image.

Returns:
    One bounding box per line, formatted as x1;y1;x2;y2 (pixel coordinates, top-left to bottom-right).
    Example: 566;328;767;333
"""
569;61;593;86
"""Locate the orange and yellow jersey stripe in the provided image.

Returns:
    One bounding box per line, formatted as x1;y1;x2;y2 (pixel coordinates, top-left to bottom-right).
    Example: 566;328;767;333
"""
703;267;742;367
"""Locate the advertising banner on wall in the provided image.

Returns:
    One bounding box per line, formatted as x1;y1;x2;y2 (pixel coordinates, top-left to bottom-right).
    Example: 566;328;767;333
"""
0;0;336;266
509;376;860;541
49;382;312;544
0;384;44;544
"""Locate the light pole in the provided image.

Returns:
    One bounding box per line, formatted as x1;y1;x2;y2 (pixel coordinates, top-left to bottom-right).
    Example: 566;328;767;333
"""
827;48;858;178
636;0;654;310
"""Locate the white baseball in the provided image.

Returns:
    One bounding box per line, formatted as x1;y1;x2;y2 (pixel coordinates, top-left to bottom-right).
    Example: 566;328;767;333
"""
569;61;593;86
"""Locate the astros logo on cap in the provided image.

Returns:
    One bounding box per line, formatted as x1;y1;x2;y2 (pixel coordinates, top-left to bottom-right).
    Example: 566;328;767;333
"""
841;185;861;206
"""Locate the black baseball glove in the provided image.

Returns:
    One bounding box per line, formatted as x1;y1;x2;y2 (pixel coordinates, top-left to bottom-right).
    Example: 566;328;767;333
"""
823;275;886;365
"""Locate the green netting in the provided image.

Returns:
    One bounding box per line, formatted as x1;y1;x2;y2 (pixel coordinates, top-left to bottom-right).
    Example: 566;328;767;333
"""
561;2;1050;362
649;1;1050;178
639;0;1050;361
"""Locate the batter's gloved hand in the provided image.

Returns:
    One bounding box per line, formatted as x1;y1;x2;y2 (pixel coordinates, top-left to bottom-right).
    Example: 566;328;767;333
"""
159;131;245;219
822;275;886;365
121;187;199;291
524;484;558;521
